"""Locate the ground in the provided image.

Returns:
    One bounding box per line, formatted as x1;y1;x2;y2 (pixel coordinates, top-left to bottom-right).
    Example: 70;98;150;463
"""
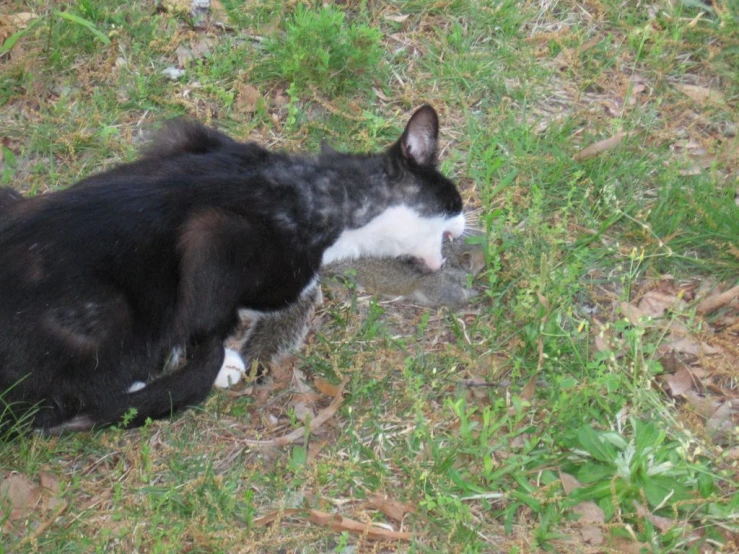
0;1;738;552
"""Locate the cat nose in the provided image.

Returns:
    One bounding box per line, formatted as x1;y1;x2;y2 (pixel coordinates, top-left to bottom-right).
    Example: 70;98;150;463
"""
445;214;466;239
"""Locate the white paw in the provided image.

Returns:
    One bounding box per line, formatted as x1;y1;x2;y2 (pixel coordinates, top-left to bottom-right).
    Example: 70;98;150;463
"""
127;381;146;393
214;348;246;389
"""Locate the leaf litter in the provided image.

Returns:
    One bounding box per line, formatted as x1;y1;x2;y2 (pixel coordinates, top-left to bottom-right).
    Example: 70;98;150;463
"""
596;274;739;444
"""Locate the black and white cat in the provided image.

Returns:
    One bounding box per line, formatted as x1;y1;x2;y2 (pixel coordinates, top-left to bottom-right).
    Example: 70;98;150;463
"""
0;105;465;433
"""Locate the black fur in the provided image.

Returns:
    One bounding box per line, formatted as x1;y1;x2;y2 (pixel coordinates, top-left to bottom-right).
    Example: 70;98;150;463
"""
0;105;463;433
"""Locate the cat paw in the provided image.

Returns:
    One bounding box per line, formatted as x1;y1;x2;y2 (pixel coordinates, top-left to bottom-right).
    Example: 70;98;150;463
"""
214;348;246;389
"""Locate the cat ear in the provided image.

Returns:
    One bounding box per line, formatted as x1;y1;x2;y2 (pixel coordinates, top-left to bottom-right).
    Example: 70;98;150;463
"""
399;105;439;167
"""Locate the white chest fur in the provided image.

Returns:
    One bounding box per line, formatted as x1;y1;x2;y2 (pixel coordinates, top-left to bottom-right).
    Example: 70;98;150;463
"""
322;205;465;271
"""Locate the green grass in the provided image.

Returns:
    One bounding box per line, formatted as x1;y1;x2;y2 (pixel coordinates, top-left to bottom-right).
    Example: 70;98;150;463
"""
1;0;738;552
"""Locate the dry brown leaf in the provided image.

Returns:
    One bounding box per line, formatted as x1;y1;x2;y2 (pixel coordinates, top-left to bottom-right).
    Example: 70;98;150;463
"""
0;473;42;520
307;509;414;540
665;367;696;397
291;401;315;423
678;165;704;176
572;501;605;524
306;440;327;463
384;14;409;23
627;83;646;105
373;87;390;102
520;375;536;402
38;471;59;495
368;494;415;522
292;368;312;394
290;391;321;404
697;285;739;315
573;132;627;161
559;472;582;495
675;84;726;107
685;390;722;419
594;333;610;353
620;302;650;327
314;377;341;397
633;501;681;533
706;402;733;436
580;524;604;545
610;537;652;553
725;446;739;461
5;12;37;28
667;336;722;356
638;291;684;318
253;508;300;527
235;84;262;114
243;377;349;447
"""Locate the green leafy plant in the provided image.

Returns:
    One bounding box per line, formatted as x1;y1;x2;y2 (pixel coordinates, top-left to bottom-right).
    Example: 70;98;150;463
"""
0;9;110;58
563;419;724;538
259;5;383;96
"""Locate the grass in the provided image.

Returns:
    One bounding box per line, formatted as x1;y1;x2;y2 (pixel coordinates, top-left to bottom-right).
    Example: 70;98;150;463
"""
1;0;738;552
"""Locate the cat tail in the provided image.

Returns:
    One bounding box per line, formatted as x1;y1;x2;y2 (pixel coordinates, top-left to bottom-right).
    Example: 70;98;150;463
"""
46;337;225;434
142;119;236;159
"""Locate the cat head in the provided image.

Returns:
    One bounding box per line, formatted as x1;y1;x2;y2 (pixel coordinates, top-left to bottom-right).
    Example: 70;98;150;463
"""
387;104;465;270
322;105;465;271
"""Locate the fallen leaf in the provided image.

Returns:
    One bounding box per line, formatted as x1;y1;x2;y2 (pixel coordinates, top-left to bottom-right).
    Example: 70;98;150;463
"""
244;377;349;447
253;508;300;527
373;87;390;102
706;402;733;436
685;390;722;419
638;291;684;318
594;333;610;353
368;494;415;522
38;471;59;494
307;509;414;540
665;367;696;397
580;524;604;545
610;537;652;553
291;401;315;423
560;472;582;495
724;446;739;461
573;132;627;161
314;377;341;397
5;12;37;28
675;84;726;107
384;14;409;23
667;335;722;356
292;368;312;394
633;501;680;533
235;84;261;114
620;302;650;327
627;83;646;105
520;375;536;402
572;501;605;524
0;473;42;520
678;165;703;176
697;285;739;315
306;440;326;463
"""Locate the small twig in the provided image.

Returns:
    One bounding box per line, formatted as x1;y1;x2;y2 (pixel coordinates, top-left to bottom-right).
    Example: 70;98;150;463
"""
17;501;69;549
